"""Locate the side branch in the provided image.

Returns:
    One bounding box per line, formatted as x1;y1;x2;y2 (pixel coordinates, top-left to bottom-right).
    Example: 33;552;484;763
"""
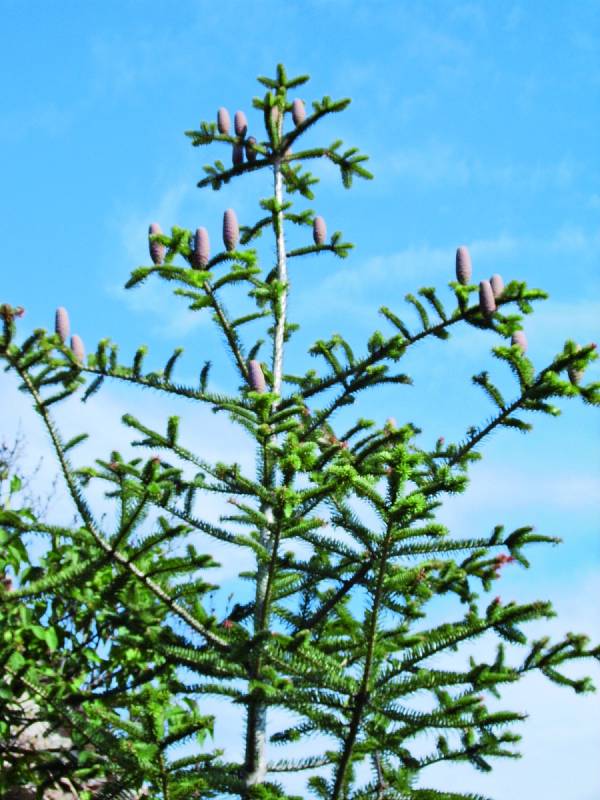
12;361;229;652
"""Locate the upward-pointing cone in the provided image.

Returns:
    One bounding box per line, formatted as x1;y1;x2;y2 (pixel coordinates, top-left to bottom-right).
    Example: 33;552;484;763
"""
191;227;210;269
511;330;528;353
313;216;327;246
292;99;306;127
490;273;504;298
70;334;85;364
217;107;230;135
455;246;472;285
55;307;70;343
245;136;257;163
234;110;248;137
247;360;266;393
148;223;165;265
223;209;239;251
479;280;496;318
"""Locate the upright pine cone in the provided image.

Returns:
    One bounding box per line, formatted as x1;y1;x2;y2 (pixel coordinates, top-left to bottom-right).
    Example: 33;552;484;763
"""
234;110;248;137
292;98;306;126
54;307;70;343
511;330;528;353
191;227;210;269
270;106;281;129
490;273;504;298
223;209;239;251
232;142;244;166
568;345;584;385
313;216;327;246
479;280;496;318
247;360;266;393
217;107;230;135
245;136;257;163
70;334;85;364
148;223;165;265
455;246;472;285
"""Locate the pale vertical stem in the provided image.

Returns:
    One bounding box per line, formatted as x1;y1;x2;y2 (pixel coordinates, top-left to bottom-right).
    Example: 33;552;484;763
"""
244;140;289;791
272;155;288;398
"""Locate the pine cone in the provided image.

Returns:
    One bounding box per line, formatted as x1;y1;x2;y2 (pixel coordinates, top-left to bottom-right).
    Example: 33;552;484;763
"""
292;98;306;126
217;107;230;135
479;280;496;318
248;360;266;393
70;335;85;364
490;273;504;298
455;246;472;285
54;307;70;343
232;142;244;167
234;110;248;137
568;345;584;385
223;209;239;251
148;223;165;265
511;330;528;353
191;227;210;269
313;216;327;246
245;136;257;163
270;106;281;128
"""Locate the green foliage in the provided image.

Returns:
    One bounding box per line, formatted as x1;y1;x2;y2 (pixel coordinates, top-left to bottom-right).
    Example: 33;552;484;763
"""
1;64;599;800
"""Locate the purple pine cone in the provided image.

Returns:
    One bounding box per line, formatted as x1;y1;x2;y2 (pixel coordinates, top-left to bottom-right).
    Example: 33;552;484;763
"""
292;99;306;127
511;330;527;353
479;280;496;318
148;223;165;265
70;334;85;364
568;345;584;385
192;227;210;269
313;216;327;246
490;273;504;298
217;107;230;135
248;360;266;393
455;246;472;285
55;306;70;343
270;106;281;128
223;208;239;251
245;136;257;163
232;142;244;167
234;110;248;137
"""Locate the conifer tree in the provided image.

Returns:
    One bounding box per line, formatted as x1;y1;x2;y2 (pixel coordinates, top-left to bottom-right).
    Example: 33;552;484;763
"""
1;64;599;800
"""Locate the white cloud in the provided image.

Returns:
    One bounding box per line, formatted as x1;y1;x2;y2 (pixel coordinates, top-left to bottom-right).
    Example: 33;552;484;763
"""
0;103;71;142
375;139;579;191
294;225;600;324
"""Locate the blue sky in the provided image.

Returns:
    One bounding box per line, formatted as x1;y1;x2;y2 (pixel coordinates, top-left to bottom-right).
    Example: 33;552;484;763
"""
1;1;599;798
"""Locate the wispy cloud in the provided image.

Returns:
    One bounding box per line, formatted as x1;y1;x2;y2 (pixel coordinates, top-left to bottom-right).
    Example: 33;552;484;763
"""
0;103;71;142
295;226;600;323
376;139;579;191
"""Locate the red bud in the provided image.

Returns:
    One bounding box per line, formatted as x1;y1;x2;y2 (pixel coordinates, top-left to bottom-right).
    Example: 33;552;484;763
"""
455;246;472;285
223;209;239;251
217;107;230;135
192;227;210;269
313;216;327;246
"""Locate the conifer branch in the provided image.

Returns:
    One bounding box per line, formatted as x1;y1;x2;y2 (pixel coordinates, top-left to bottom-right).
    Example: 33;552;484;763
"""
8;360;229;652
